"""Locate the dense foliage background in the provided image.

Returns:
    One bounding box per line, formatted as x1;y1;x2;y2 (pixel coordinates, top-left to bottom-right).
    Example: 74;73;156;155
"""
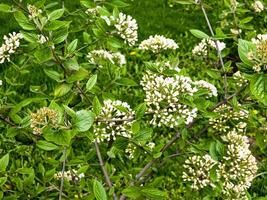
0;0;266;199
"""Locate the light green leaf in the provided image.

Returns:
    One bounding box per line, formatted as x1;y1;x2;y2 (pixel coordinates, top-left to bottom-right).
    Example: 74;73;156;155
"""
67;39;78;54
190;29;209;39
14;11;35;30
122;187;141;199
238;39;256;67
74;110;95;132
0;4;11;12
141;188;167;199
0;153;9;172
44;69;64;82
93;180;107;200
48;9;64;21
37;140;58;151
54;83;72;97
250;74;267;105
86;74;98;91
92;96;102;116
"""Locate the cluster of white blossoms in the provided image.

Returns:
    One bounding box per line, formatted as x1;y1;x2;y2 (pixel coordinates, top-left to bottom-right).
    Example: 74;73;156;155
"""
233;71;248;87
218;131;258;199
87;50;126;67
251;34;267;44
252;1;264;13
125;141;155;159
139;35;178;53
209;104;249;133
195;80;218;97
249;34;267;73
192;38;226;56
37;34;48;44
114;13;138;46
85;6;101;16
94;99;135;143
182;154;217;190
0;32;23;64
183;131;257;199
141;72;198;127
27;4;42;20
30;107;58;135
54;169;85;182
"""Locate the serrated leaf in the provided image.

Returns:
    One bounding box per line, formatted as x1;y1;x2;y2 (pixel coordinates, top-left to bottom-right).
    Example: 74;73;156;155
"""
0;153;9;172
86;74;97;91
190;29;209;39
48;9;64;21
37;140;58;151
93;180;107;200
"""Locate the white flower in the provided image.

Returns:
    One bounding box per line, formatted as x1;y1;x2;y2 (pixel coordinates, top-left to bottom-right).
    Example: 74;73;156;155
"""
87;50;126;67
251;34;267;44
27;4;42;20
0;80;2;86
0;32;23;64
252;1;264;13
195;80;218;97
192;38;226;56
139;35;178;53
252;64;261;73
114;13;138;46
230;28;242;35
54;169;85;182
94;99;135;143
37;34;48;44
233;71;248;87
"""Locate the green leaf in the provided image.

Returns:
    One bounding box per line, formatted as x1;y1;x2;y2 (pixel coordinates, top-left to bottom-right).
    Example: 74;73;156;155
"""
66;68;89;83
34;47;53;63
37;140;58;151
116;78;138;86
86;74;98;91
53;28;69;44
64;57;79;70
250;74;267;105
209;141;218;161
0;4;11;12
134;128;152;142
0;153;9;172
189;29;209;39
21;31;38;43
54;83;72;97
141;188;167;200
14;11;35;30
173;0;195;4
238;39;256;67
45;20;70;31
93;180;107;200
122;187;141;199
43;69;63;82
74;110;95;132
0;177;7;187
135;103;147;119
67;39;78;54
92;96;102;116
48;9;64;21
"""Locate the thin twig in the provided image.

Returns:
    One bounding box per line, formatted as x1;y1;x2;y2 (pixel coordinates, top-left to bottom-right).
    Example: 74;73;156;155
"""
199;0;228;99
59;147;67;200
94;141;117;200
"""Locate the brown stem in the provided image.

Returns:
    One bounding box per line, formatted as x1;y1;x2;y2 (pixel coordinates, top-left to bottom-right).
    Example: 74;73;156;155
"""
94;141;117;200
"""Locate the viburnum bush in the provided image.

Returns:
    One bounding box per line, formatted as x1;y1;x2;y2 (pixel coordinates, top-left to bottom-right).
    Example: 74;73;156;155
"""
0;0;266;199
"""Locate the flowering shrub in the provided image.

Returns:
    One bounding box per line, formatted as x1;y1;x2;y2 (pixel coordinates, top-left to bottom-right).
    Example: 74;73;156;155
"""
0;0;266;199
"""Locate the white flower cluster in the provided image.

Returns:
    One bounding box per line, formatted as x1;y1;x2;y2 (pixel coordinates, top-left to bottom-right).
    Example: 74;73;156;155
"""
183;131;257;199
233;71;248;87
37;34;48;44
139;35;178;53
209;104;248;133
85;6;100;16
125;141;155;159
0;32;23;64
141;72;198;127
195;80;218;97
251;34;267;44
252;1;264;13
87;50;126;67
182;154;217;190
114;13;138;46
27;4;42;20
54;169;85;182
94;99;135;143
218;131;258;198
192;38;226;56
